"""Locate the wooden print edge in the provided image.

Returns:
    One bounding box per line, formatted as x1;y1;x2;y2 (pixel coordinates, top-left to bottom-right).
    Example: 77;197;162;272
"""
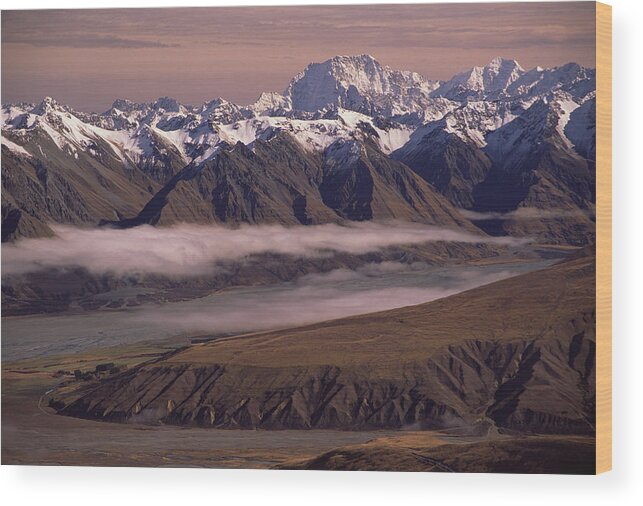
595;0;612;475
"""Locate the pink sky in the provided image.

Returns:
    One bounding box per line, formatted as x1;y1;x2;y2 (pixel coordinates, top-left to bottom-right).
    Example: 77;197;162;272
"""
1;2;596;112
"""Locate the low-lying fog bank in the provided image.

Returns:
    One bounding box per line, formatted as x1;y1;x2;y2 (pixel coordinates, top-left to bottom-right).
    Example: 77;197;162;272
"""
2;222;523;277
2;259;552;361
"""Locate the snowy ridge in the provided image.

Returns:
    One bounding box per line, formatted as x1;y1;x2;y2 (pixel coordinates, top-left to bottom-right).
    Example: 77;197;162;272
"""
564;97;596;160
285;54;444;118
1;55;596;173
1;136;32;158
432;57;525;101
481;90;588;169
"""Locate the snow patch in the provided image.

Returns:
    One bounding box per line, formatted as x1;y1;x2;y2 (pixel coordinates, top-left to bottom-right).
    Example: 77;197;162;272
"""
1;136;32;158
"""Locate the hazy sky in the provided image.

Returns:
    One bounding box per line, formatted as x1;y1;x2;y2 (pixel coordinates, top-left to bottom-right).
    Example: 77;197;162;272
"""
1;2;596;112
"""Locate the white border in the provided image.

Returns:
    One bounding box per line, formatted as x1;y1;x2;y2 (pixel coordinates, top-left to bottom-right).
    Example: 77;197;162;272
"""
1;1;641;504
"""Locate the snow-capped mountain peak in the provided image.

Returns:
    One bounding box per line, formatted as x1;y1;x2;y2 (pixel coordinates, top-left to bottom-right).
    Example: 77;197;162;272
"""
484;56;524;86
2;54;596;182
487;56;523;70
153;96;183;113
431;57;525;101
109;98;138;113
32;96;67;115
248;92;292;116
285;54;442;119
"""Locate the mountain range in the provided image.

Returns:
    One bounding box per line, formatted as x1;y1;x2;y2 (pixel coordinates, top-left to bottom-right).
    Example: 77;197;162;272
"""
1;55;596;245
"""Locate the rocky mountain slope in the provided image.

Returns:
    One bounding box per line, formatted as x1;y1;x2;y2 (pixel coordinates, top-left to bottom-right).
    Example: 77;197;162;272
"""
102;133;475;231
2;55;596;244
49;254;596;434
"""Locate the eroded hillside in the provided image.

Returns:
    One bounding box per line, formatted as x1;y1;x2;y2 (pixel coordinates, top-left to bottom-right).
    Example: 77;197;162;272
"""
49;254;596;434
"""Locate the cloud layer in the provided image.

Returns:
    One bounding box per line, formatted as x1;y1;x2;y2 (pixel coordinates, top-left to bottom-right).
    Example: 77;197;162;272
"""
133;261;530;336
1;222;520;277
1;4;595;111
2;257;548;361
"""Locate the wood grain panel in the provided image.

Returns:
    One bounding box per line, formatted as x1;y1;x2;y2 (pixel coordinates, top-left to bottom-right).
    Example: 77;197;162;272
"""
596;0;612;475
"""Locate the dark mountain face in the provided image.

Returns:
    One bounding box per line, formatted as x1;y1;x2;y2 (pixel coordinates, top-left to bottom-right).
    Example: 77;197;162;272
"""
2;55;595;246
392;92;596;245
185;136;331;226
392;130;493;209
1;129;164;242
102;134;475;232
319;152;375;221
